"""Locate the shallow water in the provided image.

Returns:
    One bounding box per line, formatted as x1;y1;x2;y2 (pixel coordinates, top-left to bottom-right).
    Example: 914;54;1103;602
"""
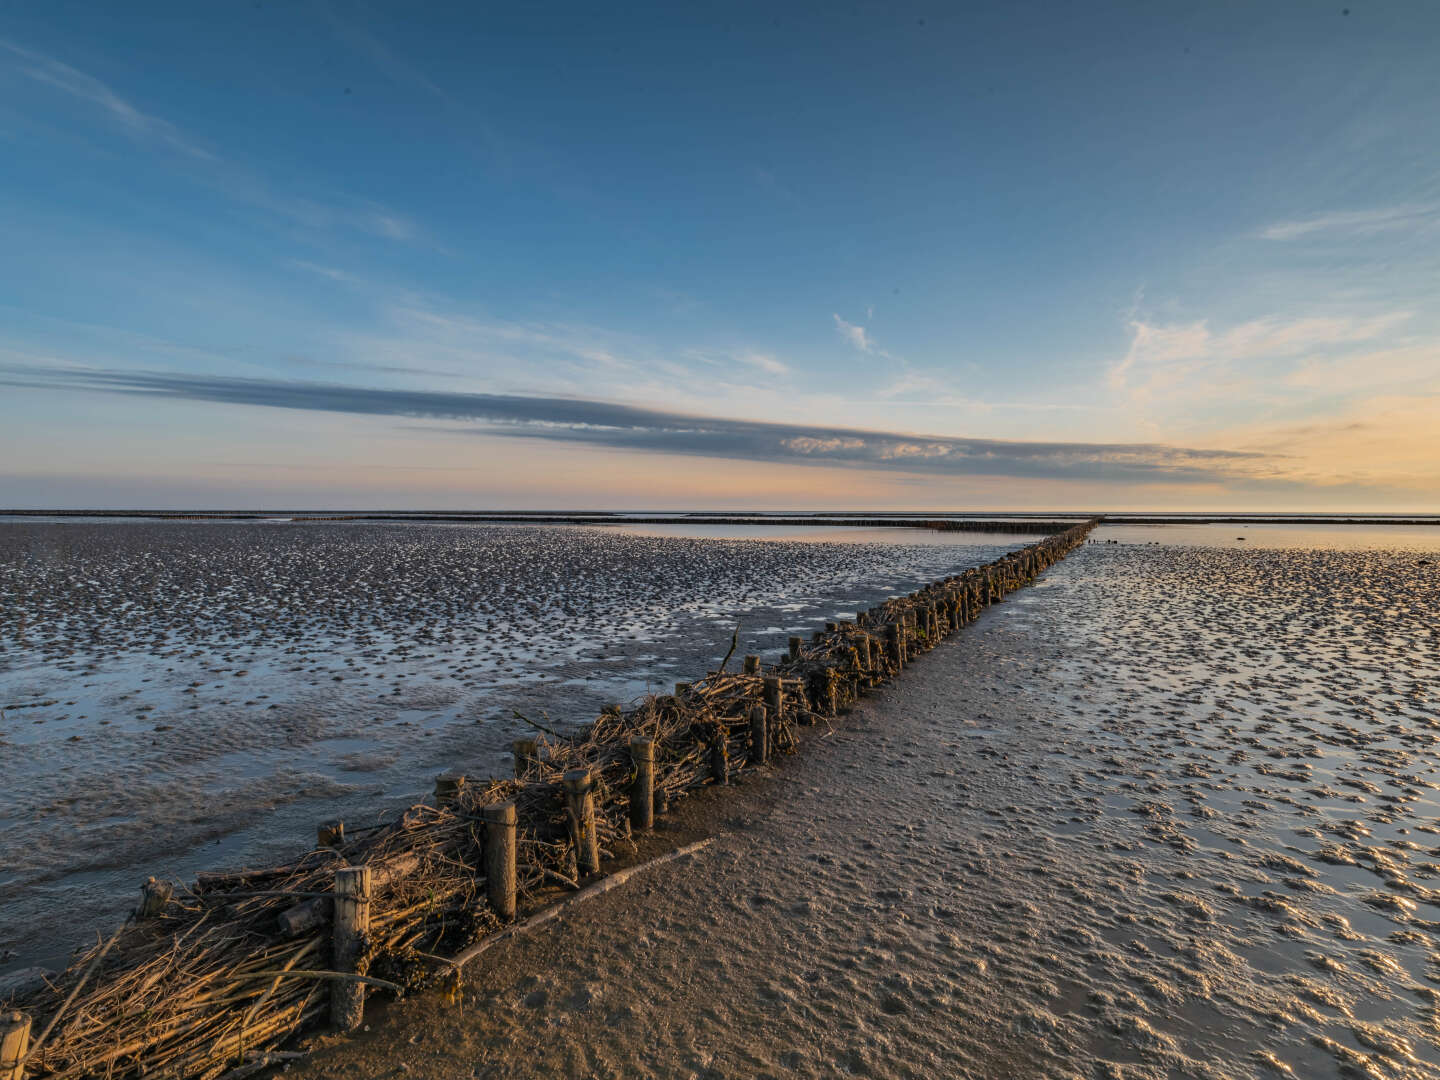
1096;521;1440;552
0;521;1033;971
596;523;1035;544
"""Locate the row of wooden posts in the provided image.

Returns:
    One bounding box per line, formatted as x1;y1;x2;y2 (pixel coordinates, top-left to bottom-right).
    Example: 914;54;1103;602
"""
308;537;1077;1034
0;519;1097;1078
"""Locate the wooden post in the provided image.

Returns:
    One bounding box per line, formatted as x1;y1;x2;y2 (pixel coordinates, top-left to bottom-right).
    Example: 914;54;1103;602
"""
709;723;729;785
674;682;691;699
763;675;782;720
331;865;371;1031
563;770;600;878
886;622;904;669
482;801;517;920
136;876;172;919
824;668;839;715
749;704;768;764
742;654;760;675
629;736;654;830
0;1012;30;1080
512;738;538;778
434;771;466;806
788;636;802;660
317;820;345;848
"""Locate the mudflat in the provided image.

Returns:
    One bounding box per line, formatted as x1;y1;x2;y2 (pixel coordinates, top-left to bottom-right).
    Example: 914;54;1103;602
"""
291;538;1440;1080
0;521;1033;971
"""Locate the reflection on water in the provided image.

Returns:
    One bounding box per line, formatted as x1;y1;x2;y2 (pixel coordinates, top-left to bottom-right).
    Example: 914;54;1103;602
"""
593;523;1051;545
1097;521;1440;551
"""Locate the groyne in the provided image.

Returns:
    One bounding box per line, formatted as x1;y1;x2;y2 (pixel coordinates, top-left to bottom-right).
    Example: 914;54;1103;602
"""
0;519;1096;1080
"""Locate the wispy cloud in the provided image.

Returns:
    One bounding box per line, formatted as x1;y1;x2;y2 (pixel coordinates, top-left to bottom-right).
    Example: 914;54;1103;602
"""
0;362;1267;484
1;37;215;160
738;351;789;377
1258;204;1439;241
288;260;367;286
1109;311;1413;398
832;313;873;352
2;37;421;243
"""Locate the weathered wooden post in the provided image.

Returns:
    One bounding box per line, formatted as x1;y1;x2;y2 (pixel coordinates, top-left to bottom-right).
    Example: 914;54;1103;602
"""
512;738;538;778
749;704;768;764
763;675;782;719
788;636;802;660
317;820;345;848
628;736;654;830
674;682;691;698
434;771;466;806
0;1011;31;1080
708;723;729;784
482;801;517;920
137;876;172;919
563;770;600;877
742;654;760;675
823;668;839;715
886;621;904;669
331;865;371;1031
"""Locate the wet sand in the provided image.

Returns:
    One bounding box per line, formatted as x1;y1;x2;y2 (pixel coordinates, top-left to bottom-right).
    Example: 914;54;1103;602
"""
0;521;1034;971
289;535;1440;1080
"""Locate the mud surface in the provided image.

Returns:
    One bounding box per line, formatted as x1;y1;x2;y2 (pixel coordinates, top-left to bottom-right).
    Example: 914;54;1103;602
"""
0;521;1031;970
290;535;1440;1079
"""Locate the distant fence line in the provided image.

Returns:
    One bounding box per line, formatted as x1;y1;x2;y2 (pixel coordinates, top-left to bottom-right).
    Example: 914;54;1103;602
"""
0;519;1097;1080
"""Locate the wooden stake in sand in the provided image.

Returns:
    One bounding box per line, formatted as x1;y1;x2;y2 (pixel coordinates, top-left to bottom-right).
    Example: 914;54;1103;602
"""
749;704;768;765
330;866;371;1032
887;621;904;669
788;636;802;660
763;675;782;719
708;723;730;785
482;802;517;920
137;877;172;920
0;1012;30;1080
628;737;654;831
433;772;466;806
742;654;760;674
563;770;600;878
316;821;344;849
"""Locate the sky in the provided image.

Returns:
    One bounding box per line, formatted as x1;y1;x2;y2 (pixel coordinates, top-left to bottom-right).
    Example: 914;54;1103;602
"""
2;1;1438;511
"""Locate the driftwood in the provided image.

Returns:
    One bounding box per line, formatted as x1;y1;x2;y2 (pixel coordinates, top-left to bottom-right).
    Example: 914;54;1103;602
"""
4;520;1096;1079
448;838;715;970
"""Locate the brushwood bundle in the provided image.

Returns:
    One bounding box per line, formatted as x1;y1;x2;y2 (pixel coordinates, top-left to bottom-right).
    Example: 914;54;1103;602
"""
0;520;1095;1080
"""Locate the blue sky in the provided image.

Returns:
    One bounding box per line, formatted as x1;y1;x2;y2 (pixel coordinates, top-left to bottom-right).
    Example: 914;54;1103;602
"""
3;1;1439;509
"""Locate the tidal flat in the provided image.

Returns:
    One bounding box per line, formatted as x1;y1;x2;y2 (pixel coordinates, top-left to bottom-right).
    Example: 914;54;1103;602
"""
0;520;1035;971
289;527;1440;1080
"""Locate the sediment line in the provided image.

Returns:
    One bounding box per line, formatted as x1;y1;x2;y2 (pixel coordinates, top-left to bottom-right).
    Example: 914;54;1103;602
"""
2;519;1097;1080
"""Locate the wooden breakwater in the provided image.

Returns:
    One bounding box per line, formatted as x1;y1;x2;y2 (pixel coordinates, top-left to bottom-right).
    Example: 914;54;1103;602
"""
0;519;1096;1080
